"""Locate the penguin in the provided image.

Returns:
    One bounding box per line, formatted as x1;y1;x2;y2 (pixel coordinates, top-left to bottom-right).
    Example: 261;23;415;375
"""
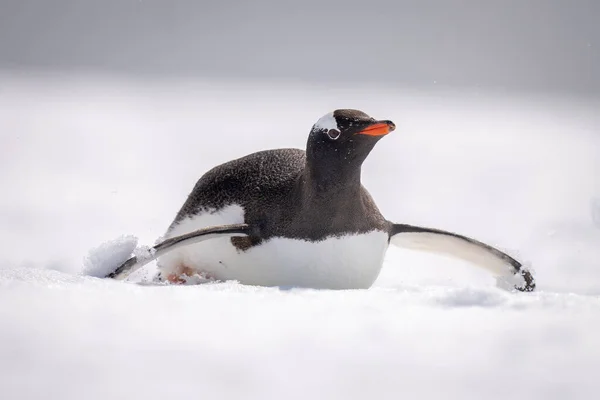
108;109;535;292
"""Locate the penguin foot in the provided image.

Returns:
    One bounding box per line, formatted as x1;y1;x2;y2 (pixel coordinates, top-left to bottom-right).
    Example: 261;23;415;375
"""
162;263;216;285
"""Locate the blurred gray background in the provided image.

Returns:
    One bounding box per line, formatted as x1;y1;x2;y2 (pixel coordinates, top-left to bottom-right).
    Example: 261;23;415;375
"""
1;0;599;96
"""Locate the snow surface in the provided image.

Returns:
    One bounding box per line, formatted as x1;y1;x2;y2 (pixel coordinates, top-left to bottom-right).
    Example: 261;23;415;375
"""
1;74;600;399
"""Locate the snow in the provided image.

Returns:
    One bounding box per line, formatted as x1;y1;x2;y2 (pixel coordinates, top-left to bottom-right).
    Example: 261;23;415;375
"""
82;235;138;278
133;245;156;264
1;74;600;399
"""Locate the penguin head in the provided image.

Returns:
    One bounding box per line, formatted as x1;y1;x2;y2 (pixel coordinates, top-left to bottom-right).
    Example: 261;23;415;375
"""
307;109;396;169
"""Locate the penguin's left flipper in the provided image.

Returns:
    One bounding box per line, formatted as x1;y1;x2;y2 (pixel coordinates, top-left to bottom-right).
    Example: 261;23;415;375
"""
389;223;535;292
106;223;251;281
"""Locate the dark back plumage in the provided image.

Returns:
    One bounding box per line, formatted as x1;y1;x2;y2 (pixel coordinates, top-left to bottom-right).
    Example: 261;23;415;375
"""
169;146;389;248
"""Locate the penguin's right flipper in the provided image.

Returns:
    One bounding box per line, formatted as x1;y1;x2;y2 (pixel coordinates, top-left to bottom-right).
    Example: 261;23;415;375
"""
389;223;535;292
106;223;251;281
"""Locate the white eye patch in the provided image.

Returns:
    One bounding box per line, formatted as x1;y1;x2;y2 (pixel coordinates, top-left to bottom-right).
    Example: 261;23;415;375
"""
313;112;338;131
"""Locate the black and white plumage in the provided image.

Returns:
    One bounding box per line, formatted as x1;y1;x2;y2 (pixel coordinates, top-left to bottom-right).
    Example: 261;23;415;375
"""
108;109;535;291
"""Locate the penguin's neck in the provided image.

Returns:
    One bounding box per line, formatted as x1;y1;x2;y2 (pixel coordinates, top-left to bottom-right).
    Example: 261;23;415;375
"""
303;159;362;198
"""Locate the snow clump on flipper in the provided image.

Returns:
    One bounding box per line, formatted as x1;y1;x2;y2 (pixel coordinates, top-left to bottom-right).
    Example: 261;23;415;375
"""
133;245;156;263
82;235;139;278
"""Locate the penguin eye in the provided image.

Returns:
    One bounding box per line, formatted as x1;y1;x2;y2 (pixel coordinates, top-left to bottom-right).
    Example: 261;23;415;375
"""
327;129;341;140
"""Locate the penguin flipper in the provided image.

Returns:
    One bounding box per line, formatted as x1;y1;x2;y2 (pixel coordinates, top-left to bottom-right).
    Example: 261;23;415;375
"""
106;223;251;280
389;223;535;292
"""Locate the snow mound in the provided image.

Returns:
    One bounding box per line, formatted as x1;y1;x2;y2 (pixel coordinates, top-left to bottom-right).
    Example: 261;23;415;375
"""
82;235;139;278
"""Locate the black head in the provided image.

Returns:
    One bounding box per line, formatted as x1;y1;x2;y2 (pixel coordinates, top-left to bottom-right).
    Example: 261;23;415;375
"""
306;109;396;178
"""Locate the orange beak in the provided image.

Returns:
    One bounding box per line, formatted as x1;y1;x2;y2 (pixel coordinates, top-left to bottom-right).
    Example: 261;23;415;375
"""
357;121;395;136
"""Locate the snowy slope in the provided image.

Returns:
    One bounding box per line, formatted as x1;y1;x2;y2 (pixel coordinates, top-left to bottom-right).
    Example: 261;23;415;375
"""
1;75;599;399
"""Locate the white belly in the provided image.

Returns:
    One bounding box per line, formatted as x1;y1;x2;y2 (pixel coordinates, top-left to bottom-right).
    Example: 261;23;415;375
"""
157;204;389;289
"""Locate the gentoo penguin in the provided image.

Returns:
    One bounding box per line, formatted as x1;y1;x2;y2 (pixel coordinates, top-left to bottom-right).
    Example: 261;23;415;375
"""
108;109;535;291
